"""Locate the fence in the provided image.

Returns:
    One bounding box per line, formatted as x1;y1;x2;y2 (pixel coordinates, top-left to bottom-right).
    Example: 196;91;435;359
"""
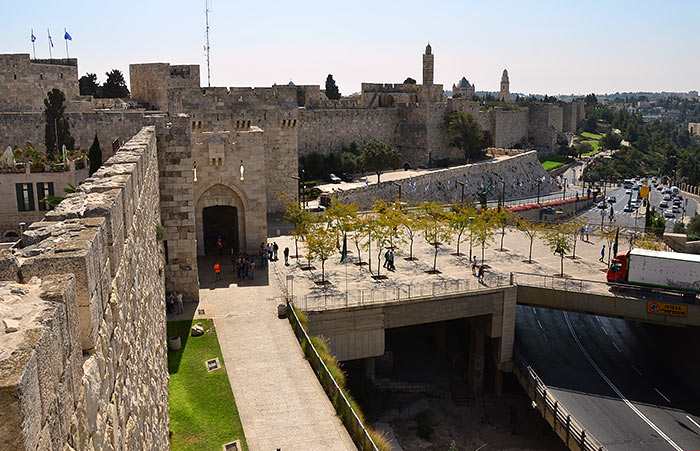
299;274;512;311
513;351;605;451
286;299;380;451
511;272;614;295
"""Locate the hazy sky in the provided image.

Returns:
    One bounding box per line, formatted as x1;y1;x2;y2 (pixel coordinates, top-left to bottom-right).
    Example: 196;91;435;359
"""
6;0;699;95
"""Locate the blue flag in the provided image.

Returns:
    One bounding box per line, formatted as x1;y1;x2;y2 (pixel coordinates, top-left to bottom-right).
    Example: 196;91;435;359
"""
31;29;36;42
64;29;72;41
47;29;53;47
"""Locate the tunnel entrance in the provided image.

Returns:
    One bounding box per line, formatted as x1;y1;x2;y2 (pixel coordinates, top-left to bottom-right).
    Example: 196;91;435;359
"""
202;205;238;256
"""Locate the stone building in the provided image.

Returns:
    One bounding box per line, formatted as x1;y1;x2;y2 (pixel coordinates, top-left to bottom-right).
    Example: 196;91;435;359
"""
498;69;511;103
689;122;700;137
452;77;476;99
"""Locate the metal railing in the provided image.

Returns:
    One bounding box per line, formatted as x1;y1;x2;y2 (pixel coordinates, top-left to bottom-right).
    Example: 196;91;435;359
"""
286;298;379;450
511;272;614;295
513;351;606;451
299;274;512;311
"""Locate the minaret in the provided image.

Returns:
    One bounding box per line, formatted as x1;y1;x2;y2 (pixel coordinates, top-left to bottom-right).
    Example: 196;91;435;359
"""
498;69;510;102
423;43;434;86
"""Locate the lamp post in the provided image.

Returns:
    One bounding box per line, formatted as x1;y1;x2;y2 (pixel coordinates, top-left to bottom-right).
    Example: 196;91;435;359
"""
389;181;401;201
290;175;301;206
499;178;506;210
456;181;466;204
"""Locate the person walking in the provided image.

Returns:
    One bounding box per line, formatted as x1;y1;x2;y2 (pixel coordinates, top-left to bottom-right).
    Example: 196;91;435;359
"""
478;265;484;282
250;261;256;280
585;227;590;242
176;293;184;314
471;256;477;276
217;235;224;255
284;247;290;266
273;242;279;260
214;263;221;280
599;245;606;262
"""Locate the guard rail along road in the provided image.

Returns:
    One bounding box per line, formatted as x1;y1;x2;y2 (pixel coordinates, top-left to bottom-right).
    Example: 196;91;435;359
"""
513;350;606;451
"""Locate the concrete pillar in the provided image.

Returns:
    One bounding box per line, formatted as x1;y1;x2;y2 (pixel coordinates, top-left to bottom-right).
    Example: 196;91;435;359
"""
363;357;375;381
467;322;485;393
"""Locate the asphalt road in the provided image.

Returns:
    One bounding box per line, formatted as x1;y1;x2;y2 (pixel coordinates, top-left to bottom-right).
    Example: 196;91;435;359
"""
516;306;700;450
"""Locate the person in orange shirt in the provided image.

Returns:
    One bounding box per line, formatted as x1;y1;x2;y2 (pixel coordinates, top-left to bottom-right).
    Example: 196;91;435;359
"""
214;263;221;280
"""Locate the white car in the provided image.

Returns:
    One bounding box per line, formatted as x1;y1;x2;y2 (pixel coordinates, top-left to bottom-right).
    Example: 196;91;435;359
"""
664;209;675;218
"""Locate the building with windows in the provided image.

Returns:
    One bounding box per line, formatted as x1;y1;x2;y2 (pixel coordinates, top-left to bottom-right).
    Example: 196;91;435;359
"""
0;161;88;241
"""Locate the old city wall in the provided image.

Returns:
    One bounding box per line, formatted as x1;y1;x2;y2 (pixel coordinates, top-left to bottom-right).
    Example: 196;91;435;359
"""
0;111;163;161
298;107;398;157
528;104;561;149
490;109;529;148
0;54;79;112
330;150;555;208
0;126;169;450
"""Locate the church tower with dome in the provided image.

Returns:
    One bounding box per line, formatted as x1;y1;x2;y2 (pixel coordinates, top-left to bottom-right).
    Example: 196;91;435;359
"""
498;69;511;102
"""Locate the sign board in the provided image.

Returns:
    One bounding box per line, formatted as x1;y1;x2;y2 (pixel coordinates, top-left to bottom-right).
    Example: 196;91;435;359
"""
647;301;687;318
640;186;650;198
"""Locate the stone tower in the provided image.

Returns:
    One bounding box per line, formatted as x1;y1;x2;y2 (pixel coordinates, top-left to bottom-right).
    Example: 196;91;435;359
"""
498;69;510;103
423;44;434;86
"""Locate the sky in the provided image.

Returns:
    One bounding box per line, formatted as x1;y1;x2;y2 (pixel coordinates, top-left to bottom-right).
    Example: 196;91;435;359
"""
5;0;700;96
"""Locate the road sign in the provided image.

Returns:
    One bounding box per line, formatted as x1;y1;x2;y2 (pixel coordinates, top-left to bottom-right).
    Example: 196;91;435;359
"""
647;301;688;318
640;186;650;198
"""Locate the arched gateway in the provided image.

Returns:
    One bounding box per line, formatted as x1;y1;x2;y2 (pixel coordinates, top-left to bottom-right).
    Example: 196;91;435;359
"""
196;183;247;256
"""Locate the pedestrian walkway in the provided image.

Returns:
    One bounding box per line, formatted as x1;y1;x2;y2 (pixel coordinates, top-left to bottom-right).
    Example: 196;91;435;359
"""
169;255;356;451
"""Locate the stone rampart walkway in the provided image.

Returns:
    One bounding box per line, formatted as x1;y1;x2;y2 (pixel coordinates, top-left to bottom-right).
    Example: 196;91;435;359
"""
171;256;356;451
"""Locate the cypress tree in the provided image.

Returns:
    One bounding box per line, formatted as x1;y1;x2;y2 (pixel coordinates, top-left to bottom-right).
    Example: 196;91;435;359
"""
88;134;102;175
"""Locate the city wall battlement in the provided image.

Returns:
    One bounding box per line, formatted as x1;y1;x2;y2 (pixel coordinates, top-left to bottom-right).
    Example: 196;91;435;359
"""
0;126;169;450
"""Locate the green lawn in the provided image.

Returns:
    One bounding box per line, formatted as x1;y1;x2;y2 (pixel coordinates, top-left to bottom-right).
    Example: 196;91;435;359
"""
580;131;603;139
581;140;601;156
168;320;248;451
541;160;566;171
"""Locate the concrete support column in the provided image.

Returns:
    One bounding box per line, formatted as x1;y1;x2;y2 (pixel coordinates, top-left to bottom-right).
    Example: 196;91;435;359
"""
363;356;375;381
467;321;485;393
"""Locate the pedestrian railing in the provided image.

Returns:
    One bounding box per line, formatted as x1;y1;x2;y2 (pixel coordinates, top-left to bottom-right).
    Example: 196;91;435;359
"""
286;298;380;451
510;272;613;295
299;274;512;311
513;350;606;451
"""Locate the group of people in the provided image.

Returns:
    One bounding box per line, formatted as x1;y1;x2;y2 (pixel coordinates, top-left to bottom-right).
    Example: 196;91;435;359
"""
260;241;279;266
166;292;185;314
232;254;257;280
383;249;396;271
471;256;486;281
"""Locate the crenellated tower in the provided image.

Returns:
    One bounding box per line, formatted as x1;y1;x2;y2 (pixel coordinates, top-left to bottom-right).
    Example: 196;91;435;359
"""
423;43;434;86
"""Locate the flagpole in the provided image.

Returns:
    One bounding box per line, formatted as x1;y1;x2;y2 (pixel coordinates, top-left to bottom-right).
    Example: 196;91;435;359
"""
65;29;69;59
47;28;52;59
31;29;36;59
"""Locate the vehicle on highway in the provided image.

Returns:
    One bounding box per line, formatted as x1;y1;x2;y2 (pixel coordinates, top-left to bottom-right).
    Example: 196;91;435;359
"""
607;248;700;294
607;196;616;203
671;186;680;196
623;204;634;212
664;209;675;218
623;179;633;189
597;201;607;209
660;200;669;208
327;173;341;184
672;205;681;213
673;198;682;206
625;189;632;195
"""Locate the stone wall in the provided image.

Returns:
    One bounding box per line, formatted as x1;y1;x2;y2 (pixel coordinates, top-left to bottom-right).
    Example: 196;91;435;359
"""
330;151;556;209
0;54;79;112
0;126;169;450
490;109;529;148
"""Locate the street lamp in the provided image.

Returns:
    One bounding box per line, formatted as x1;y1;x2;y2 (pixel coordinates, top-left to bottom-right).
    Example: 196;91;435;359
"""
498;177;506;210
290;175;301;206
389;181;402;201
456;181;466;204
535;180;542;204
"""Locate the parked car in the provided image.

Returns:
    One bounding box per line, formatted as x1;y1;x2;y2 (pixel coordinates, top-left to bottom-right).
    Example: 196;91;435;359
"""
304;205;326;213
327;173;341;184
340;172;353;182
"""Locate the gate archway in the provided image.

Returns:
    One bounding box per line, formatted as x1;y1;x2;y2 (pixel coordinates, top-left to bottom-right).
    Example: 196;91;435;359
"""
196;184;247;256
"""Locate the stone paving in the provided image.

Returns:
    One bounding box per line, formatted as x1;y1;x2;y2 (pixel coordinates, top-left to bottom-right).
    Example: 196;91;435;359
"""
167;255;356;451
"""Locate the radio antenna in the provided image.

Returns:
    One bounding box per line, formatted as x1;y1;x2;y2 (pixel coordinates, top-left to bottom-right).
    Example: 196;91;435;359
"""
205;0;212;87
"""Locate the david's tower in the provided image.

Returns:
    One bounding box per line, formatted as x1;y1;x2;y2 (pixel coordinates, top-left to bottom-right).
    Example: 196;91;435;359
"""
498;69;510;102
423;44;434;86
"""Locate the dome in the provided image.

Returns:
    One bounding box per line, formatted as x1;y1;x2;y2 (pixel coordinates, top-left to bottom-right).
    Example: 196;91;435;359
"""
456;77;471;89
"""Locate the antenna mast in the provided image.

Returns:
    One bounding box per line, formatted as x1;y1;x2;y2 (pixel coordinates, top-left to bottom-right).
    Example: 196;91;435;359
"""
205;0;212;87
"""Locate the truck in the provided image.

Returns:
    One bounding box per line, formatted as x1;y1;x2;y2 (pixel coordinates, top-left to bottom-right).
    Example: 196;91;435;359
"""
607;248;700;294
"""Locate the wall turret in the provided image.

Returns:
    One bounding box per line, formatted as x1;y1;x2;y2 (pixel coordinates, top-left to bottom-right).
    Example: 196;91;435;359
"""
422;44;434;86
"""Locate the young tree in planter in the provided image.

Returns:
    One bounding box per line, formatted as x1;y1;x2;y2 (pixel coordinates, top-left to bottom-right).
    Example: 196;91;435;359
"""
365;201;397;278
282;195;312;259
304;222;338;284
326;199;358;250
568;218;585;259
544;223;573;277
517;219;545;263
399;207;421;261
360;141;400;183
88;134;102;175
448;202;476;256
473;210;497;265
417;202;452;273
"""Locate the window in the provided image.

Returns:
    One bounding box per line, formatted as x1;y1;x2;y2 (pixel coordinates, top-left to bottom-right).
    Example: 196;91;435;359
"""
15;183;34;211
36;182;55;211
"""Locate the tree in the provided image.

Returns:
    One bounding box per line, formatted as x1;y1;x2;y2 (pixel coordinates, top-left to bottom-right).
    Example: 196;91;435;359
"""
446;111;492;163
351;214;370;266
473;211;497;265
304;222;338;284
88;134;102;175
493;209;515;251
417;202;452;273
568;218;586;259
636;232;663;251
79;73;100;97
688;215;700;238
601;131;622;150
325;74;341;100
400;208;420;261
102;69;130;98
544;223;573;277
283;195;312;259
360;141;400;183
448;203;476;256
602;227;618;267
517;219;545;263
44;88;75;160
574;141;594;157
403;77;416;84
367;201;397;278
326;199;358;247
